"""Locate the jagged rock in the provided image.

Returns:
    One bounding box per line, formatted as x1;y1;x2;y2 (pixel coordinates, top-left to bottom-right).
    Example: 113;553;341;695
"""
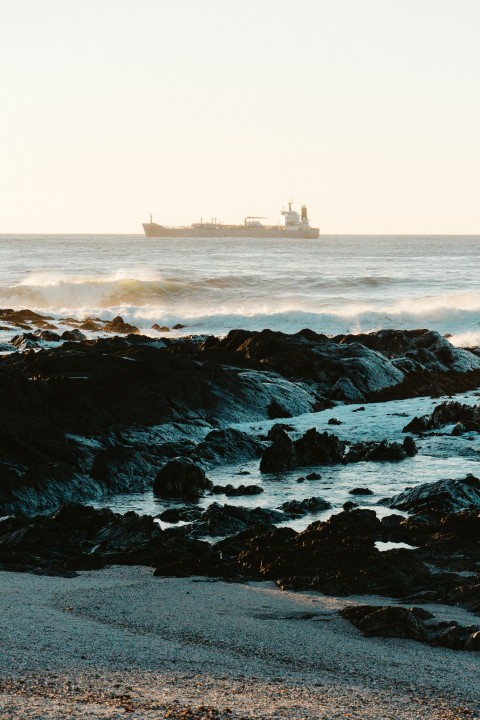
211;484;264;496
306;471;321;480
157;507;204;524
189;503;286;537
192;428;264;469
403;401;480;434
61;329;87;341
10;332;41;350
153;459;212;500
260;428;298;472
281;496;331;517
79;319;101;332
268;400;292;419
104;316;140;334
208;328;404;396
386;474;480;515
341;604;480;652
329;377;365;402
35;330;61;342
90;445;160;493
260;428;412;473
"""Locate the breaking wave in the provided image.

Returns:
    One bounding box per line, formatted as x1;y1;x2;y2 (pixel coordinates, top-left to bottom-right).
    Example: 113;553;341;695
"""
1;231;480;347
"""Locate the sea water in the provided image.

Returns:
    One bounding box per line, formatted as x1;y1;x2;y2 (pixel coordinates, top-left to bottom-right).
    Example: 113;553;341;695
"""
2;233;480;523
1;233;480;346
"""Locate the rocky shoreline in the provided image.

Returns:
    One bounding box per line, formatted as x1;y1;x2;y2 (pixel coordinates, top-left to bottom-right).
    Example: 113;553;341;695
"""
1;310;480;657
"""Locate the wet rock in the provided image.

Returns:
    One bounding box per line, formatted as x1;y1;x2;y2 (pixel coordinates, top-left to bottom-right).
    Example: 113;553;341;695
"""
153;459;212;500
104;316;140;334
208;328;404;396
157;507;203;524
403;401;480;434
211;484;264;496
329;377;365;403
267;400;292;419
10;332;41;350
327;418;343;425
281;496;331;517
349;487;374;496
173;323;186;330
90;445;161;493
0;308;54;329
340;604;480;652
306;471;321;480
403;435;418;456
343;501;358;511
61;329;87;342
78;319;101;332
386;474;480;515
190;503;286;537
35;330;61;342
260;428;298;472
192;428;264;469
260;427;411;473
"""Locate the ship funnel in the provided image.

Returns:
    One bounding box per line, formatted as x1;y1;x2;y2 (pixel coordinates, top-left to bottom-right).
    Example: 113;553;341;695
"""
301;205;308;222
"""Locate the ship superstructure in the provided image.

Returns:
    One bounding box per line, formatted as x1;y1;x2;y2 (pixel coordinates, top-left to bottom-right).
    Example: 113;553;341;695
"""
142;202;319;238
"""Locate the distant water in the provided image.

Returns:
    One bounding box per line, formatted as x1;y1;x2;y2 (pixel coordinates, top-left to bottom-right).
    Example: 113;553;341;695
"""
1;234;480;345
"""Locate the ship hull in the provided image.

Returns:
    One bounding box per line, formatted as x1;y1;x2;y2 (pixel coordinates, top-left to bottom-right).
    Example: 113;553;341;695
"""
143;223;319;239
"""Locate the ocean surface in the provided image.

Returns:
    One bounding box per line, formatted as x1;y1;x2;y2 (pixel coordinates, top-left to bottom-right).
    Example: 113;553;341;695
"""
2;232;480;524
1;233;480;345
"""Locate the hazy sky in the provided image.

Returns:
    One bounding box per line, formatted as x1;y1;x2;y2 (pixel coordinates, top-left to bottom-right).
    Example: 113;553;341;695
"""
1;0;479;233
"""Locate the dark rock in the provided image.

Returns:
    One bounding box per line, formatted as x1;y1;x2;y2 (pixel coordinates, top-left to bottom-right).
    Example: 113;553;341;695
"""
343;501;358;511
211;484;264;496
153;459;212;500
281;497;332;517
79;319;101;332
349;487;374;496
190;503;286;537
10;332;41;350
403;402;480;435
260;428;298;472
352;406;366;412
329;378;365;402
35;330;61;342
261;427;412;473
340;604;480;652
61;329;87;342
403;436;418;456
386;474;480;515
173;323;186;330
157;507;203;524
327;418;343;425
192;428;264;469
104;316;140;334
306;471;321;480
267;400;292;419
152;324;170;332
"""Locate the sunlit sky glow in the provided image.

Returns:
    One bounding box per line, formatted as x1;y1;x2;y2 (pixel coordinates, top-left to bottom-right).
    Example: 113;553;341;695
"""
1;0;479;233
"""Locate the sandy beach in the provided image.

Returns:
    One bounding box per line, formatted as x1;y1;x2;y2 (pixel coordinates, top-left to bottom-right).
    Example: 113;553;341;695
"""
0;566;478;719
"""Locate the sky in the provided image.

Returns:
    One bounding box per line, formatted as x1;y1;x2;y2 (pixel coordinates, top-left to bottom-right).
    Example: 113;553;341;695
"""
1;0;479;234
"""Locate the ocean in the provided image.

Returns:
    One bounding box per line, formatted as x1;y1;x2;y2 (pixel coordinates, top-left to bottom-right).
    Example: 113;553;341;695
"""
1;232;480;526
1;233;480;346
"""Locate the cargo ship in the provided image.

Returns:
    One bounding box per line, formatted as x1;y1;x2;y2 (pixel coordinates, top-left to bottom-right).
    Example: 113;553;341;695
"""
142;202;319;239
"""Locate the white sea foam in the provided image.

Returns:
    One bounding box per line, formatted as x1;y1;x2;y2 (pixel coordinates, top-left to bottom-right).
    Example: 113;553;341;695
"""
1;233;480;344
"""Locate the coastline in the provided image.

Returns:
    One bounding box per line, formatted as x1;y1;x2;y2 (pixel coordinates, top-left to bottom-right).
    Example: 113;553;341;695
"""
1;566;479;719
1;313;480;717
